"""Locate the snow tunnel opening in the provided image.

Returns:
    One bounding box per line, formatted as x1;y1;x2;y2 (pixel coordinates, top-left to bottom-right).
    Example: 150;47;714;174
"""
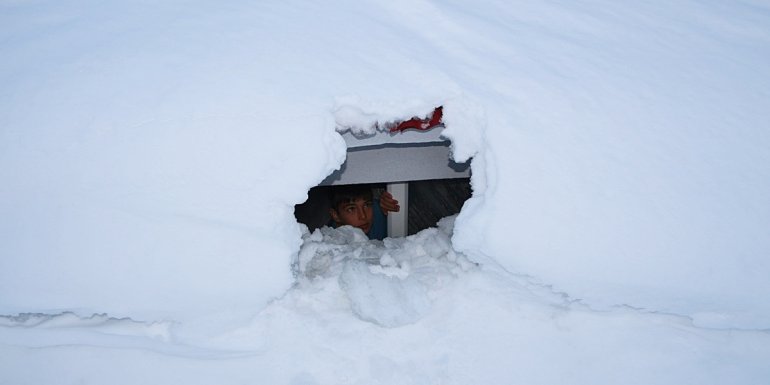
294;177;472;239
294;106;473;240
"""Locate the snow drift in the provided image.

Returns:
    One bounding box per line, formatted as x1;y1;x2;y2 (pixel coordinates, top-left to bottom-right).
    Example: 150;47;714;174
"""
2;0;770;383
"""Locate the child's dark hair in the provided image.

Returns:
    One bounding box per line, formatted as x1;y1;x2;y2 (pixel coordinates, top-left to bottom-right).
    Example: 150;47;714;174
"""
328;184;373;211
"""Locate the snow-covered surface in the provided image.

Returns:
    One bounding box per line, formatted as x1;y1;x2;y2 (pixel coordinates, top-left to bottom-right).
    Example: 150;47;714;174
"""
2;0;770;383
3;219;770;384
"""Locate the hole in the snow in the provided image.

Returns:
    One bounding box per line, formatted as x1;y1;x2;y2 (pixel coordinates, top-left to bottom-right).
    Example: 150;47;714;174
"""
294;107;472;239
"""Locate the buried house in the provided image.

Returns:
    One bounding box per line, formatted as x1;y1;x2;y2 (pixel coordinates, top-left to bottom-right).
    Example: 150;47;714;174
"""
1;1;770;383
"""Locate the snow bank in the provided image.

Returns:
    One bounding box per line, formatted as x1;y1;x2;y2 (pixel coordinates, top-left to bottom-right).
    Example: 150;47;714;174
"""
0;0;349;320
318;0;770;328
446;1;770;327
2;0;770;382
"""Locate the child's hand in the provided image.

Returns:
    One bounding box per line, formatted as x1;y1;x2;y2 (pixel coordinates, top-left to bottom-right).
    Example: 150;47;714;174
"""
380;191;400;215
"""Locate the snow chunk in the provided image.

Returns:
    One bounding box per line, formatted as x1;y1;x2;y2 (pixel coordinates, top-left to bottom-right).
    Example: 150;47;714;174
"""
295;215;475;327
340;261;431;327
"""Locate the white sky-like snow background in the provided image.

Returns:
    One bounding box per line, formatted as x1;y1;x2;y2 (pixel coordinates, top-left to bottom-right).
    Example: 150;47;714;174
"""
1;1;770;384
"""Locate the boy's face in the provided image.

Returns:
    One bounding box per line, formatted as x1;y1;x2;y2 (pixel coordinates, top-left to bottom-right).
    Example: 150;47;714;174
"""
330;197;373;234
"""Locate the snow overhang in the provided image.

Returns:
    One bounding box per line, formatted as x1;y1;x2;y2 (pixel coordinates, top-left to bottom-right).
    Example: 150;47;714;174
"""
323;107;470;185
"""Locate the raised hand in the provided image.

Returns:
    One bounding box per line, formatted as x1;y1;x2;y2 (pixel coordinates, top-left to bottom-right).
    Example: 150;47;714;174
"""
379;191;400;215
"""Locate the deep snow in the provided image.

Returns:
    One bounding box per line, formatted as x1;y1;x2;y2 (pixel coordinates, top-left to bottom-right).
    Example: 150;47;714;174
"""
3;219;770;384
2;0;770;383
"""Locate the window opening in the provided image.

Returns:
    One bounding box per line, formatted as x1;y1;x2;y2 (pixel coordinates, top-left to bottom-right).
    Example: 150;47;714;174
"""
294;178;471;238
294;106;471;239
407;178;471;235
